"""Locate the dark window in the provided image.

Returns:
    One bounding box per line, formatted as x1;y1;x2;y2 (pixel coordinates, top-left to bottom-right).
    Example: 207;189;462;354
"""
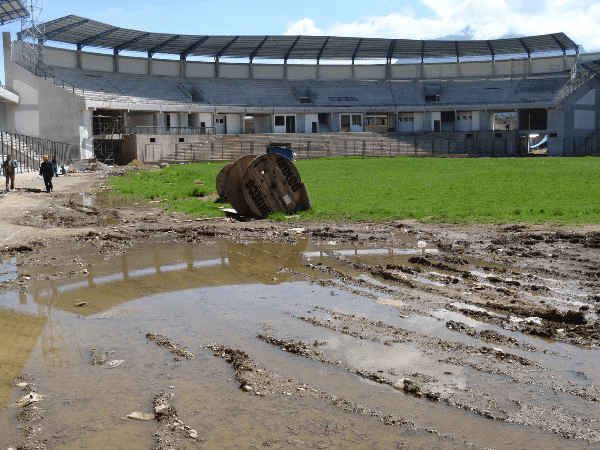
275;116;285;126
425;95;440;102
519;109;547;130
466;133;473;138
495;133;502;138
150;137;156;143
550;133;558;137
179;138;185;142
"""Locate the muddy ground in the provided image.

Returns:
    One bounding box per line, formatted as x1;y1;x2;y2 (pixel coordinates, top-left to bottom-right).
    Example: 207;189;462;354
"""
0;165;599;449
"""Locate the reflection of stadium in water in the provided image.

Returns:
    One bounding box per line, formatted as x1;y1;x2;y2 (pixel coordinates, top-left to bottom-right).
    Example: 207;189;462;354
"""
20;239;311;315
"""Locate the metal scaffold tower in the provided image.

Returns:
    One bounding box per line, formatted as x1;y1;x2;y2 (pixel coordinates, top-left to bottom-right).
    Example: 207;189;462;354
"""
19;0;52;77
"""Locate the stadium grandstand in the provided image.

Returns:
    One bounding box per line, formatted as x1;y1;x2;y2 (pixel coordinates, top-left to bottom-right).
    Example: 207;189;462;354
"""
1;13;600;167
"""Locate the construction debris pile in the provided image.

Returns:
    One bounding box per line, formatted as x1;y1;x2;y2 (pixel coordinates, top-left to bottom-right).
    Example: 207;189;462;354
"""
216;153;311;218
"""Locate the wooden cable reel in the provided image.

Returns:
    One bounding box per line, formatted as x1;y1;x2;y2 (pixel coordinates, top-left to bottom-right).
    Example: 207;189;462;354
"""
216;153;311;218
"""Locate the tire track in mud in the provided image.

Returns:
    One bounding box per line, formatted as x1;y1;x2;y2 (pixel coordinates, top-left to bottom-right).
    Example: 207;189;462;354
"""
286;306;600;441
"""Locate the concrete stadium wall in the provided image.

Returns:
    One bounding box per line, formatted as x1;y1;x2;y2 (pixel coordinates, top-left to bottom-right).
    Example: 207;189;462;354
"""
220;63;250;79
319;65;353;80
354;65;386;80
42;44;577;81
152;59;180;77
287;65;318;80
390;64;421;79
81;52;113;72
186;61;215;78
4;63;87;151
531;56;568;74
119;56;148;74
252;64;285;79
459;61;493;78
558;79;600;155
45;47;77;69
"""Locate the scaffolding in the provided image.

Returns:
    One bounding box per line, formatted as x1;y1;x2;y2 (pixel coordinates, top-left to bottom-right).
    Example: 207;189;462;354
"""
93;111;125;166
18;0;52;78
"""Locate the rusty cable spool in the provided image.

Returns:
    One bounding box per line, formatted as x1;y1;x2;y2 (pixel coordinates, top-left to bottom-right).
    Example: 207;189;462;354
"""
241;153;310;218
215;161;233;200
223;154;257;216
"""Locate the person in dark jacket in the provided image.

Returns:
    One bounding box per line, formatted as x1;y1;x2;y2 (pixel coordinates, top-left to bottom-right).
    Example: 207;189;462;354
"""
39;154;54;193
2;155;18;191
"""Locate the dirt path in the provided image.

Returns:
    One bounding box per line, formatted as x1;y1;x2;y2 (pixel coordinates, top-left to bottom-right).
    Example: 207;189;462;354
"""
1;165;600;448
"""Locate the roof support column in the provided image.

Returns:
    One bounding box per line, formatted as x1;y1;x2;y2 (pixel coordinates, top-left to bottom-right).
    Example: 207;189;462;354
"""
113;49;119;73
215;58;219;78
180;55;186;78
76;43;82;69
147;52;153;75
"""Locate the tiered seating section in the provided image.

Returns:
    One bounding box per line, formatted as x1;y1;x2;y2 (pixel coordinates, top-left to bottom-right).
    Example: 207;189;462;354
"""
50;66;570;108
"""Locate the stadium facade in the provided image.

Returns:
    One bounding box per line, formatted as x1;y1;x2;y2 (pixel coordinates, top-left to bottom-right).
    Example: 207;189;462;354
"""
1;14;600;165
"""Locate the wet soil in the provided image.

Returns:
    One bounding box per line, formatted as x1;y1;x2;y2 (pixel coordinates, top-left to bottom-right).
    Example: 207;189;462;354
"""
0;166;600;448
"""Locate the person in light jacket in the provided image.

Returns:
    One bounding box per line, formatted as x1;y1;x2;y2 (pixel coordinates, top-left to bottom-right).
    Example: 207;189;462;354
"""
39;154;54;193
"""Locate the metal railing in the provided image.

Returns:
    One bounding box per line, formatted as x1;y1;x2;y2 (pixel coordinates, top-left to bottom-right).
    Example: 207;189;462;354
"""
0;130;80;173
162;131;527;162
559;69;595;100
125;126;215;135
31;65;86;98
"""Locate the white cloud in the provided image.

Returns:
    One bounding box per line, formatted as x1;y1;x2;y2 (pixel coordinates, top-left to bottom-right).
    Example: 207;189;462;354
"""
284;0;600;52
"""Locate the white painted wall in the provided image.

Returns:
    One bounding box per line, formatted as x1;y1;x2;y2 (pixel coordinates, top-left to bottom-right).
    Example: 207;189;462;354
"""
456;110;473;131
413;112;424;132
189;112;212;128
225;113;242;134
397;113;414;132
304;113;318;133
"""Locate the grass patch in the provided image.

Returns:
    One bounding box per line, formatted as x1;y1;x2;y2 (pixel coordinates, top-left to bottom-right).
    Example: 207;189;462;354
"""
107;157;600;225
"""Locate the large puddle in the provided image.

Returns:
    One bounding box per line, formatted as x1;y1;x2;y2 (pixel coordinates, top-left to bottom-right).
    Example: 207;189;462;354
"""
1;237;599;448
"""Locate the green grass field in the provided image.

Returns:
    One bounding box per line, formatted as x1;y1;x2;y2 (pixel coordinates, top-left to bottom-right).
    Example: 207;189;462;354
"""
106;156;600;225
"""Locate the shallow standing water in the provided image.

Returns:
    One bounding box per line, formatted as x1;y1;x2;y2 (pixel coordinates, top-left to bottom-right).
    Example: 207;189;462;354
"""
1;236;599;449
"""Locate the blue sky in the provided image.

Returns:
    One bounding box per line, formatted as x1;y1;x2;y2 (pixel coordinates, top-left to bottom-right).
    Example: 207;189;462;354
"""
2;0;600;82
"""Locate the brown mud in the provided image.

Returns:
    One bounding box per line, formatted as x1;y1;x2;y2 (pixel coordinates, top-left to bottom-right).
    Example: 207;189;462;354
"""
0;166;599;449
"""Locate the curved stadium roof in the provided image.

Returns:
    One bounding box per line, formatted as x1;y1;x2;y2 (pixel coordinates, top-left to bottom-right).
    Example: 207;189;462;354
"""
0;0;28;25
21;15;579;63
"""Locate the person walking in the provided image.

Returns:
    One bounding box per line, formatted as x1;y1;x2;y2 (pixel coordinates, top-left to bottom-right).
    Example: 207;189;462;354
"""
2;155;18;191
39;154;54;193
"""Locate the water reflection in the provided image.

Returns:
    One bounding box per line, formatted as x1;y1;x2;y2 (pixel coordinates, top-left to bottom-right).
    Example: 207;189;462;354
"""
0;257;17;282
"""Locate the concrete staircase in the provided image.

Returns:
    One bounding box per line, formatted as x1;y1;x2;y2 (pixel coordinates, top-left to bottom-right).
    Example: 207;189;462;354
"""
159;132;463;163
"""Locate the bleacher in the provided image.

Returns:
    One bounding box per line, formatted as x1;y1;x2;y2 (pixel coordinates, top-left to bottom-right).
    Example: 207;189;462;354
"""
49;65;571;110
51;67;192;104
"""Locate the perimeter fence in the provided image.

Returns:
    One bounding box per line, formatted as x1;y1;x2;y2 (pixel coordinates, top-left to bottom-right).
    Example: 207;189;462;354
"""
0;130;80;173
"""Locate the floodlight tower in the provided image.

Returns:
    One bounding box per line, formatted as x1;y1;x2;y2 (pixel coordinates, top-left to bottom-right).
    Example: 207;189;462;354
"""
19;0;47;76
